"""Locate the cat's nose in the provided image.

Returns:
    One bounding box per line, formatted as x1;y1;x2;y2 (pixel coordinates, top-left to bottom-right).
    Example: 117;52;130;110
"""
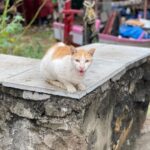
79;67;84;71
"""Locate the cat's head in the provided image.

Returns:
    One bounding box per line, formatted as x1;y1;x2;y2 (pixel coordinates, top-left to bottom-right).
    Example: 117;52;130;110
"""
70;47;95;76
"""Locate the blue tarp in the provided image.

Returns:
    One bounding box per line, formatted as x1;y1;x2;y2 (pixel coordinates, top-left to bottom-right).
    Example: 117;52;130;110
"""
119;24;144;39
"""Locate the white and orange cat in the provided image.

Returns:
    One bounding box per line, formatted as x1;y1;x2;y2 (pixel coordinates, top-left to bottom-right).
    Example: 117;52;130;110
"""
40;42;95;93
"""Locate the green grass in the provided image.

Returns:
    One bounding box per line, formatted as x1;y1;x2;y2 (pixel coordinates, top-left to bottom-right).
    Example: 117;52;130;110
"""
0;26;57;59
13;42;44;59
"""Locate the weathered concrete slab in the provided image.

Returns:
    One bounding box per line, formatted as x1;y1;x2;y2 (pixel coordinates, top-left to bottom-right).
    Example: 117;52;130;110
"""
2;60;124;99
1;43;150;99
82;44;150;64
0;54;40;82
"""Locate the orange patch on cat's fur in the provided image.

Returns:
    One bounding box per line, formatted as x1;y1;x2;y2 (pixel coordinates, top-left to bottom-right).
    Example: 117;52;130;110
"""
73;50;90;59
73;49;95;60
52;46;72;60
52;45;95;60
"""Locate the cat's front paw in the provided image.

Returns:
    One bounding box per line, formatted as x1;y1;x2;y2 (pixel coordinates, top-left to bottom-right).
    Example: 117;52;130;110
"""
77;83;86;91
67;86;77;93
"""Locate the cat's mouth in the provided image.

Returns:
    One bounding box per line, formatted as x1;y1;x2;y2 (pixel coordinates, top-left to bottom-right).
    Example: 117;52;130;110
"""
78;70;85;76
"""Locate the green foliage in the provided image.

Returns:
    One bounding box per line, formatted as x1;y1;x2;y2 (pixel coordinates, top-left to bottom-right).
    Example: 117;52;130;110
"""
0;0;55;59
0;0;24;53
5;15;24;33
0;14;24;53
12;27;55;59
13;42;45;59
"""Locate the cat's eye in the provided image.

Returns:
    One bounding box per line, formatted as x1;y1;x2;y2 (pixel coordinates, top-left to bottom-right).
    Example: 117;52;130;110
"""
75;59;80;62
86;60;90;63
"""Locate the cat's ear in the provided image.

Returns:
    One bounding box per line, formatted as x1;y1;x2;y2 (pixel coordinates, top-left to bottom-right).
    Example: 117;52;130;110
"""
88;48;95;56
70;46;77;55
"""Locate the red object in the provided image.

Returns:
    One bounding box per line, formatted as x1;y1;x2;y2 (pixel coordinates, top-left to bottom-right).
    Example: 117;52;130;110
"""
62;0;81;44
18;0;53;24
102;12;117;34
23;0;36;23
38;0;53;18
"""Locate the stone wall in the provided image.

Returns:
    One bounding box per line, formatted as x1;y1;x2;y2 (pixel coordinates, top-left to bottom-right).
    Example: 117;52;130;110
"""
0;59;150;150
0;43;150;150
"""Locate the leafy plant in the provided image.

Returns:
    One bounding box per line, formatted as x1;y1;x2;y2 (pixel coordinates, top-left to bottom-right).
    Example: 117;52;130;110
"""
0;0;24;54
0;0;55;59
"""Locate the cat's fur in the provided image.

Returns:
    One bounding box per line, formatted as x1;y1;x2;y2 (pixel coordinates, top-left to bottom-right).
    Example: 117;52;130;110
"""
40;42;95;93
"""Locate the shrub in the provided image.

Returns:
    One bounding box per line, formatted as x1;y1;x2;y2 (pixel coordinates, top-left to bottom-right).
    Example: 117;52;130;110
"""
0;0;24;54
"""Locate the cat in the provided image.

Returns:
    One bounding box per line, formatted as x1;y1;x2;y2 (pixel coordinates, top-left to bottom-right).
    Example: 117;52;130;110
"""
40;42;95;93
